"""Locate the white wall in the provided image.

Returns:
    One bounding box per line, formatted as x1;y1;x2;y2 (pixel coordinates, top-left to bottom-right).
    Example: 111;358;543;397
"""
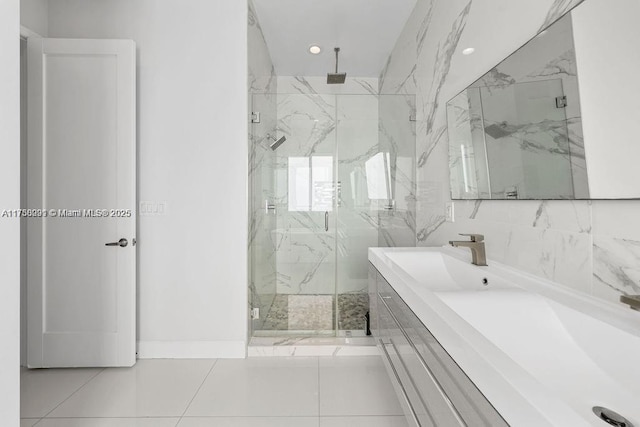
573;0;640;198
48;0;248;358
0;0;21;423
20;0;48;36
20;0;48;369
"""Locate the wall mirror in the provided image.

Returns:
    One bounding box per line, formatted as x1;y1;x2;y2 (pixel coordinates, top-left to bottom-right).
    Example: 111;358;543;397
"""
447;0;640;200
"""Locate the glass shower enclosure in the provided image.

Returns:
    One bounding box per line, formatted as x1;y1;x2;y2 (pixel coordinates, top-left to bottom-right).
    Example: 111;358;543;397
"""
249;92;415;337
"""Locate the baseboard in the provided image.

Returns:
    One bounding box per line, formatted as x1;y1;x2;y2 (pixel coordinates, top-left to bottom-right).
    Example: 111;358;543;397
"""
137;340;246;359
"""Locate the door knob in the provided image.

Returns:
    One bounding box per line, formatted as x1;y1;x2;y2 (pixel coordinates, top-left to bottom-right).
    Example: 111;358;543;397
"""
105;238;128;247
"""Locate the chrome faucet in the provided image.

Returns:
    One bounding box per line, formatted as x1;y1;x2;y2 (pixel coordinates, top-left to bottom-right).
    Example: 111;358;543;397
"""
449;234;487;266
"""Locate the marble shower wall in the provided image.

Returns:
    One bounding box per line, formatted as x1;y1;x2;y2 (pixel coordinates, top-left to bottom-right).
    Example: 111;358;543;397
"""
380;0;640;306
273;77;381;296
248;0;277;331
378;94;417;248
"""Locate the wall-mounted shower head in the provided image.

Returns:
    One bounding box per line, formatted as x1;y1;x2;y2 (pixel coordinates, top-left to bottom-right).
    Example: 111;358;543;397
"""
484;122;516;139
327;47;347;84
267;134;287;150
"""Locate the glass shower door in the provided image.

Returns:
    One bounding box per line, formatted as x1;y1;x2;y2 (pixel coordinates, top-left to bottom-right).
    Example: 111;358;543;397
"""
481;78;574;199
335;95;380;334
249;93;278;335
250;92;417;337
260;93;339;335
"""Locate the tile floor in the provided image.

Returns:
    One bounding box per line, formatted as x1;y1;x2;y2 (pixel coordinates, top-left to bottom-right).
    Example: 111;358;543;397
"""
21;356;408;427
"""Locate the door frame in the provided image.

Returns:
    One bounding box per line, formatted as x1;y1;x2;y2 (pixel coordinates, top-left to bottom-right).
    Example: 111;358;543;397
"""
25;35;137;368
19;25;40;368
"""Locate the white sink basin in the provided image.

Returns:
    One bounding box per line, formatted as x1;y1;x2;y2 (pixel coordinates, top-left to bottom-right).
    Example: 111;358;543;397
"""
369;246;640;427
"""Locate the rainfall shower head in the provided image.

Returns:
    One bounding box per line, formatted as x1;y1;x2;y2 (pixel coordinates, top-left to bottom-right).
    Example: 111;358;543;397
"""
327;47;347;84
267;134;287;150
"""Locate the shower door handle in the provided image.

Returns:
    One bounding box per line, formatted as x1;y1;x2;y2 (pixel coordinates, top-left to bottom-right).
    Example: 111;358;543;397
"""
325;211;329;232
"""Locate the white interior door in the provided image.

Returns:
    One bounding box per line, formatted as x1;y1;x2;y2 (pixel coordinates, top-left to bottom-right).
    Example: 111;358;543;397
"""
27;38;136;368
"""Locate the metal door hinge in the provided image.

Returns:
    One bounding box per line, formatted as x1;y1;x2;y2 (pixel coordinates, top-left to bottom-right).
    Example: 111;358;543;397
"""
251;112;261;123
555;96;567;108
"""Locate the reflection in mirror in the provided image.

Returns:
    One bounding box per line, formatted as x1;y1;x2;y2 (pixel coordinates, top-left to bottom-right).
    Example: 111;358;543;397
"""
447;0;640;200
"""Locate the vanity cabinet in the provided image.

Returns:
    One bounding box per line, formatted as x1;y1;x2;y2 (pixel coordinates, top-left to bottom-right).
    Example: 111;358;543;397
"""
369;263;508;427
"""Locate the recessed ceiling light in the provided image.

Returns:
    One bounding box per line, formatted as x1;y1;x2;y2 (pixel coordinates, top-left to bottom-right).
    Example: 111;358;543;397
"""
462;47;475;56
309;45;322;55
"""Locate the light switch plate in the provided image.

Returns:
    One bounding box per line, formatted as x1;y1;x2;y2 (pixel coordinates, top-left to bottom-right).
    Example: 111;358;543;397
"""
140;201;167;216
445;202;455;222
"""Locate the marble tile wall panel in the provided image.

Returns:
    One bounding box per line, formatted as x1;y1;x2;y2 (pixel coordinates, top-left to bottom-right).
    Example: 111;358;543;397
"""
248;2;276;95
277;76;379;96
591;201;640;303
337;95;382;294
254;75;416;331
273;87;385;297
374;0;640;307
441;200;592;294
248;0;278;332
447;91;477;199
378;94;417;247
274;93;338;295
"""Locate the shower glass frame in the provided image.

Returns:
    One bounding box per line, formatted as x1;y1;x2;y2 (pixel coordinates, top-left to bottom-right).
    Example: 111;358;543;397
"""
249;92;416;338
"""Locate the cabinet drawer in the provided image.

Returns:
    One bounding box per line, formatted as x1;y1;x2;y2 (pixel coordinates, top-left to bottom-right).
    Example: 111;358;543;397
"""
379;336;429;427
374;266;508;427
379;293;467;427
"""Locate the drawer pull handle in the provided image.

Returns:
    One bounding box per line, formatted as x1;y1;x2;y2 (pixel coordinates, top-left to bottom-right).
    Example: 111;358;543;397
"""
380;340;422;427
378;294;468;427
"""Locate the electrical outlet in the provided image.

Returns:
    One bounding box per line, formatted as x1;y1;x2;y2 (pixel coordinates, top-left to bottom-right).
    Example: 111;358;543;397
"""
445;202;455;222
250;308;260;320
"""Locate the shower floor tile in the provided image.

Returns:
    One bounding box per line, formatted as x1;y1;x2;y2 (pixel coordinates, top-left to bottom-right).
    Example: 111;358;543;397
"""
337;293;369;330
288;295;334;330
258;293;370;332
261;294;289;330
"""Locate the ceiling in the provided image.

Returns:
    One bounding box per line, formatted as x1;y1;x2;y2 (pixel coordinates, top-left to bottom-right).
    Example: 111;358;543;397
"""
252;0;417;78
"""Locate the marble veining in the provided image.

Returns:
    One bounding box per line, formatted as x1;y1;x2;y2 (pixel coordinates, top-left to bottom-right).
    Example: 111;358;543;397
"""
277;76;381;96
527;49;577;79
248;0;278;334
540;0;585;31
247;336;378;357
251;71;416;335
416;216;446;243
377;0;632;305
422;2;471;136
251;80;416;335
593;238;640;300
451;12;587;200
415;2;435;57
